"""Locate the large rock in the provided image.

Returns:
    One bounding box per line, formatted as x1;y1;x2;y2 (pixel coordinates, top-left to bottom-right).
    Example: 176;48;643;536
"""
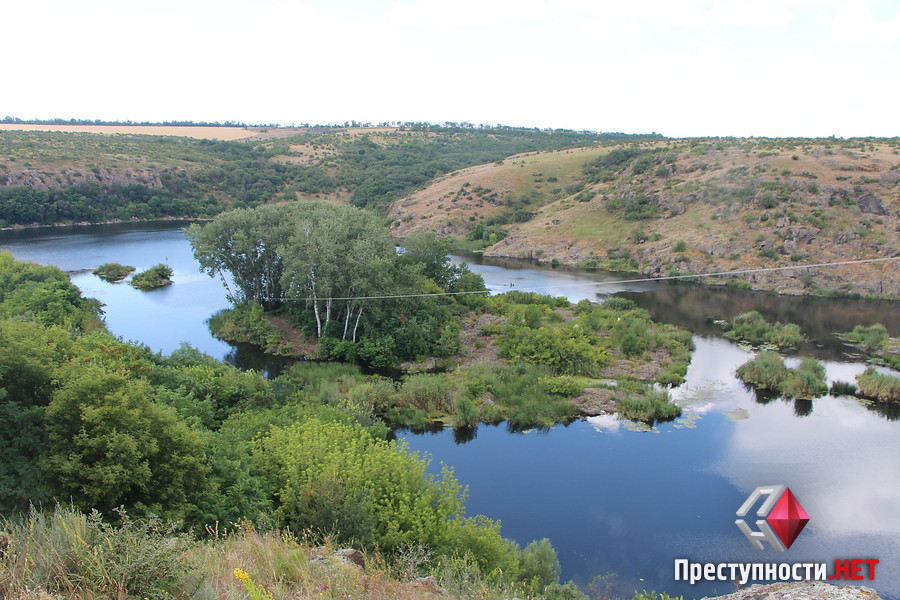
857;192;887;215
702;581;881;600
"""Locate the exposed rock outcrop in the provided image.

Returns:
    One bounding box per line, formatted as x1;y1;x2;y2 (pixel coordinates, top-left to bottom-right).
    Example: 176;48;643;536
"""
702;581;882;600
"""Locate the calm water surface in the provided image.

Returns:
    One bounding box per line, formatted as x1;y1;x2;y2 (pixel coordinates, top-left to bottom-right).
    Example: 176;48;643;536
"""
2;223;898;599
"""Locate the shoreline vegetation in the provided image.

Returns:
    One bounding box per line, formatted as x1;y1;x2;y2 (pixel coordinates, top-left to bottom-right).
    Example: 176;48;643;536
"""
191;202;692;428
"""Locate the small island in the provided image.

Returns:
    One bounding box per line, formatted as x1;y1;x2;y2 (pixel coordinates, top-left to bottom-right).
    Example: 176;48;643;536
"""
92;262;135;282
131;264;173;290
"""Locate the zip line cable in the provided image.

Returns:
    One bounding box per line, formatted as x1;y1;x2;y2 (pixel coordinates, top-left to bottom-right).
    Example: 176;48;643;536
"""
259;256;900;302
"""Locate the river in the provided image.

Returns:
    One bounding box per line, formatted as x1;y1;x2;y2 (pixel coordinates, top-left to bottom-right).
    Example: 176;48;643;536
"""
1;222;898;600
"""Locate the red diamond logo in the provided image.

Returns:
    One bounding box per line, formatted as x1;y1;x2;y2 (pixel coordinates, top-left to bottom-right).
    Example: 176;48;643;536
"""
766;487;809;549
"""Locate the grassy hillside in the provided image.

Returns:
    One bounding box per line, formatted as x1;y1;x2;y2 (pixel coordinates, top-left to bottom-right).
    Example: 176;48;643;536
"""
0;125;642;226
390;138;900;297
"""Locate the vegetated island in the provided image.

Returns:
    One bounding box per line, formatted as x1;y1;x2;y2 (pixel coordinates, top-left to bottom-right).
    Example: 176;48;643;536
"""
838;323;900;371
188;202;693;428
92;262;135;282
721;310;805;350
2;124;898;297
130;263;173;289
737;349;900;405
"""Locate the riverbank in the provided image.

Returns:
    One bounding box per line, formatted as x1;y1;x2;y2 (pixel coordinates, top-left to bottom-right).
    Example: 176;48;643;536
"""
0;215;208;232
209;293;693;427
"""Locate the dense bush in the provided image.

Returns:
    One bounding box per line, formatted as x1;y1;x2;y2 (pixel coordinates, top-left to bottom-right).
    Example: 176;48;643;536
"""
736;351;789;391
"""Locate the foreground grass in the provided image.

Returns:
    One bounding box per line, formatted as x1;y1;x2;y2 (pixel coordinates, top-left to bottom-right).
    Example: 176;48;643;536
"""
0;505;592;600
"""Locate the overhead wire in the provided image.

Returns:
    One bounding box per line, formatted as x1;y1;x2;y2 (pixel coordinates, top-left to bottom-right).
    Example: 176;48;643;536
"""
260;255;900;302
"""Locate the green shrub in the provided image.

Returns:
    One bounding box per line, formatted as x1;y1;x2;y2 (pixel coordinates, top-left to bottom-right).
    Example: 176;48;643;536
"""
725;311;805;348
541;376;584;397
841;323;889;352
618;387;681;423
257;419;465;552
455;395;479;426
519;538;561;590
780;358;827;399
737;351;788;391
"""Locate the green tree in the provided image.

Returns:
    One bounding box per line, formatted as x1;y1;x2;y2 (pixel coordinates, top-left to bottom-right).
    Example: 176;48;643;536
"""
398;231;457;289
43;366;209;520
187;204;295;306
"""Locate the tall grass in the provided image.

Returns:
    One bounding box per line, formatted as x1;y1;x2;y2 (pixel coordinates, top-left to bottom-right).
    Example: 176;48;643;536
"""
1;506;588;600
1;504;195;600
856;367;900;402
617;386;682;423
736;351;788;391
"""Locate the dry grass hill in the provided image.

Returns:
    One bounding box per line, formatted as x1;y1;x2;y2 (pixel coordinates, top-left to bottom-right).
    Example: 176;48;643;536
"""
389;138;900;297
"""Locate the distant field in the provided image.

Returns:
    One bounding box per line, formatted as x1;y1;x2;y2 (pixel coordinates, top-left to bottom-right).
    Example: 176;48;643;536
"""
0;123;259;140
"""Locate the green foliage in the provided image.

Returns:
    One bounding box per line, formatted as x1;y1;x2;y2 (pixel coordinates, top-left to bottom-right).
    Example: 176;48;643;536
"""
632;591;683;600
620;318;651;357
456;362;581;427
736;351;789;391
618;387;682;423
43;365;209;520
398;231;458;289
780;358;827;400
131;263;173;289
830;380;858;396
606;193;659;220
0;250;102;331
192;202;484;363
841;323;889;352
398;374;456;414
255;418;465;552
737;352;827;399
856;367;900;402
519;538;561;590
541;376;584;397
455;395;479;427
499;321;608;377
92;262;135;282
724;311;805;348
208;303;296;356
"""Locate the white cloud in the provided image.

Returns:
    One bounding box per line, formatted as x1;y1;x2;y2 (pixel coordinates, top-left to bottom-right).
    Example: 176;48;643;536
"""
831;0;900;45
389;0;547;29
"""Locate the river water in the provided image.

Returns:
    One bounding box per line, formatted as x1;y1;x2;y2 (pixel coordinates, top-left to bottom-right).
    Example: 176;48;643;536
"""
1;222;898;600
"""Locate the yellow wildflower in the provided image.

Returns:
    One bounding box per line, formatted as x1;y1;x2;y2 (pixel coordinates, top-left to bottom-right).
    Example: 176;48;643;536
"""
234;567;249;582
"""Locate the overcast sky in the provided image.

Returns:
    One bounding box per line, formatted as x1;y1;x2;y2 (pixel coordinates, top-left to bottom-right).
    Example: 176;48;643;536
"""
4;0;900;137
